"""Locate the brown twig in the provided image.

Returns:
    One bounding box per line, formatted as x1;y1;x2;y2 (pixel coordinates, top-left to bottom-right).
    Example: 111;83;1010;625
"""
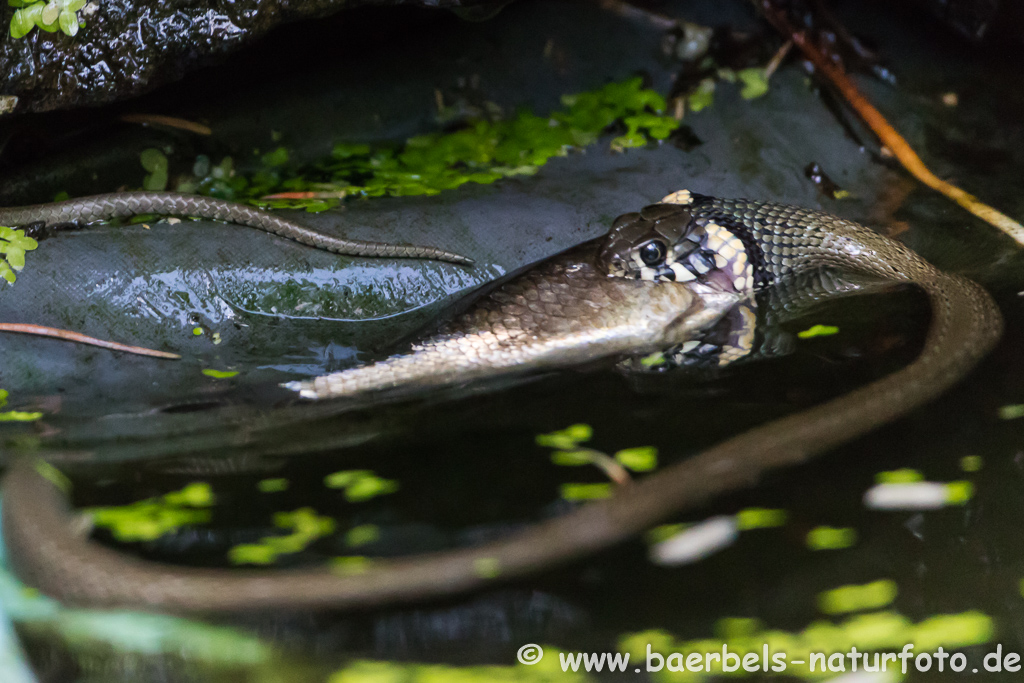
763;39;792;79
758;1;1024;246
120;114;213;136
597;0;677;30
0;323;180;359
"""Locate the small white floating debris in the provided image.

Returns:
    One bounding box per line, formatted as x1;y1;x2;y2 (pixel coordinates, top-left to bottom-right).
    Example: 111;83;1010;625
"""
864;481;973;511
649;515;738;566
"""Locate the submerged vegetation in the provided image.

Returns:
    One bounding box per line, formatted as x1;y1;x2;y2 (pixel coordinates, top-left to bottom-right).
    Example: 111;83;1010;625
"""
161;77;682;212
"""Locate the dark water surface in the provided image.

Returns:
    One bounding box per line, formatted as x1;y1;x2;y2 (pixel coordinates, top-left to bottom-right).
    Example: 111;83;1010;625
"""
2;0;1024;681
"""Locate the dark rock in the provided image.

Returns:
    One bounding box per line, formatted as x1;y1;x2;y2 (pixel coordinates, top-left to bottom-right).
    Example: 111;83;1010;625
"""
0;0;501;114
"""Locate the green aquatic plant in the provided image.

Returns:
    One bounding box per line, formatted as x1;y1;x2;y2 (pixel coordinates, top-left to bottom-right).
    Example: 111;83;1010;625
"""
87;482;214;542
9;0;86;39
0;388;42;422
327;654;588;683
324;469;399;502
257;477;289;493
201;368;239;379
228;507;335;565
797;324;840;339
621;608;992;681
818;580;898;616
0;226;38;284
170;77;680;212
806;525;857;551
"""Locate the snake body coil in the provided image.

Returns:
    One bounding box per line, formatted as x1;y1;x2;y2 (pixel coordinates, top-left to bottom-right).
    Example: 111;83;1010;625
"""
0;191;1002;612
0;191;473;265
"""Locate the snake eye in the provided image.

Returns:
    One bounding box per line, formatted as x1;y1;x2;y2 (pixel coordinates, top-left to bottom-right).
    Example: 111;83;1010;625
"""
639;240;667;266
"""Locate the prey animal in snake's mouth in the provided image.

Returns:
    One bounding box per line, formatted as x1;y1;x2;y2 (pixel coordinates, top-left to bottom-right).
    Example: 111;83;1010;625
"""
284;196;751;401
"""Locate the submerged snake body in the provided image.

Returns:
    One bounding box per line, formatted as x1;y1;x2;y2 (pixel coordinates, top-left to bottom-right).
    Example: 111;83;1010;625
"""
0;191;473;265
1;191;1002;612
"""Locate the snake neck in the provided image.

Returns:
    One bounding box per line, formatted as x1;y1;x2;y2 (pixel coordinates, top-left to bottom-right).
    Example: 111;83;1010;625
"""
682;193;938;287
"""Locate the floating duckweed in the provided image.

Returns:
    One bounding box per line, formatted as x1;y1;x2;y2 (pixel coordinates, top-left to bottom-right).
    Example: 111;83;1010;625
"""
999;404;1024;420
687;78;716;112
560;482;613;501
818;580;898;615
164;482;214;507
0;410;43;422
201;369;239;379
344;524;380;547
807;526;857;551
875;468;924;484
10;0;86;39
324;469;399;502
737;67;770;100
473;557;501;579
735;507;787;530
621;610;992;680
797;324;840;339
0;226;39;284
614;446;658;472
228;507;335;565
327;653;586;683
639;351;667;367
257;478;289;493
192;327;203;336
945;480;974;504
88;482;214;542
535;423;592;450
175;78;678;211
960;455;983;472
0;388;44;421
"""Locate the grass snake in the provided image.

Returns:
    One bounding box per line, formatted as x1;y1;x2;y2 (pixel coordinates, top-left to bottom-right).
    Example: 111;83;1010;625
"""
1;190;1002;612
0;191;474;265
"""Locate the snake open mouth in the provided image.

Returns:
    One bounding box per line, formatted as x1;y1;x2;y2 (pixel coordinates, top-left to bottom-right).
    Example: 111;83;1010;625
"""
598;193;756;294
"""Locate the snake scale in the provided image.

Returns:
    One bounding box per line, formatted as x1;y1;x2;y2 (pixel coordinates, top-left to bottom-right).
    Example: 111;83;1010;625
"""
0;191;474;265
1;190;1003;613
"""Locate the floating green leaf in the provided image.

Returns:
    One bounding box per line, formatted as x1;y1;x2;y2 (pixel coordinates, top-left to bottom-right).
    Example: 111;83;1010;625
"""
806;525;857;551
560;482;613;501
687;78;716;112
535;423;592;450
875;468;924;484
324;469;399;502
257;477;289;493
818;580;898;615
614;446;658;472
229;507;335;565
999;404;1024;420
201;369;239;379
737;67;770;100
798;324;840;339
88;482;214;542
735;507;787;530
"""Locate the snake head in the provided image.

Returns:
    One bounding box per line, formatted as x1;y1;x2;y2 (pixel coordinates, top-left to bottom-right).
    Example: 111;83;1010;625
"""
598;199;754;293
